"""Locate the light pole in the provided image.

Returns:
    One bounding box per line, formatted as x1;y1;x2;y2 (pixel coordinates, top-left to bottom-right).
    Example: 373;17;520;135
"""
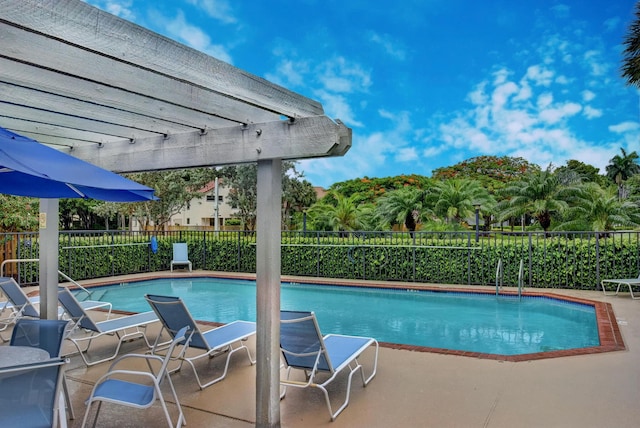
474;203;481;242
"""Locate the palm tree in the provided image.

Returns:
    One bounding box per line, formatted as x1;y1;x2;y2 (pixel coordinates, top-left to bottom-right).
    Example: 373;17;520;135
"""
306;192;369;234
427;179;495;225
496;165;579;232
556;182;640;231
605;148;640;200
622;1;640;87
375;187;427;233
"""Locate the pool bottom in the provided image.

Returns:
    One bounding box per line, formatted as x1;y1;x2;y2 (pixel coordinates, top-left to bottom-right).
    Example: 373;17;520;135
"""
75;272;626;362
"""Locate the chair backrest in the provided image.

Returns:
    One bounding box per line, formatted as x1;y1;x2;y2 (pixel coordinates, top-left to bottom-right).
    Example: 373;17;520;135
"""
145;294;208;350
157;326;189;379
10;319;69;357
0;358;66;427
0;277;40;318
172;243;189;261
280;310;333;372
57;288;100;332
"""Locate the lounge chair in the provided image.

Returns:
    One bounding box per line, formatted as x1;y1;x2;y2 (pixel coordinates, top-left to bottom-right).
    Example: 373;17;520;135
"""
0;357;68;428
10;318;75;420
145;294;256;389
81;326;189;428
601;274;640;299
279;310;379;421
171;243;192;272
0;276;112;323
0;277;41;341
58;288;159;366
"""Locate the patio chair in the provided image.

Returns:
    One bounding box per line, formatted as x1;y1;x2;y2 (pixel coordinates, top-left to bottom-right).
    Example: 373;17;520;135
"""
170;243;192;272
81;326;190;428
58;288;159;366
280;310;379;421
0;357;68;428
601;273;640;299
0;277;112;327
0;277;40;341
10;318;76;420
145;294;256;389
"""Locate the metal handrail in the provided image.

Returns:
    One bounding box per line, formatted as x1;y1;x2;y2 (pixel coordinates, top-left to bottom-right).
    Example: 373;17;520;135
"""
495;259;503;296
0;258;91;296
517;259;524;300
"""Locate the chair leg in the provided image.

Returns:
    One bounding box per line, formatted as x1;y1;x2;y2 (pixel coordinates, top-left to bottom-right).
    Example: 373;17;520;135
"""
62;373;75;419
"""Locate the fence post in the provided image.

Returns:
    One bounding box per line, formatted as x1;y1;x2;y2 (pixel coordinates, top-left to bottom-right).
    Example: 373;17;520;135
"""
595;234;601;290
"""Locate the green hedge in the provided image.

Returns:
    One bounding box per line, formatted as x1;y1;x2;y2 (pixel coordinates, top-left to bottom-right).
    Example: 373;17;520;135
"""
11;232;640;290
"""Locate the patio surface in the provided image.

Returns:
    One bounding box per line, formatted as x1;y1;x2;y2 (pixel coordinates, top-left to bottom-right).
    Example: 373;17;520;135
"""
33;273;640;427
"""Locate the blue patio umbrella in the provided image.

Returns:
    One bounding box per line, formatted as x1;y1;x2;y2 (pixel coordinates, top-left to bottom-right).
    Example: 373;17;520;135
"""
0;126;157;320
0;127;156;202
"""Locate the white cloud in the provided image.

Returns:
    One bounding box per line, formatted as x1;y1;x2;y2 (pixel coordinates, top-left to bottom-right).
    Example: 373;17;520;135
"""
185;0;237;24
525;65;554;86
581;90;596;102
87;0;135;20
396;147;418;162
539;102;582;124
604;17;621;33
609;121;640;133
317;57;372;94
369;32;407;60
157;10;233;63
314;90;364;128
583;105;602;119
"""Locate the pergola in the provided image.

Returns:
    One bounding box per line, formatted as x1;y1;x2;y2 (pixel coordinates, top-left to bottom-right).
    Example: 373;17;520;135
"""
0;0;351;426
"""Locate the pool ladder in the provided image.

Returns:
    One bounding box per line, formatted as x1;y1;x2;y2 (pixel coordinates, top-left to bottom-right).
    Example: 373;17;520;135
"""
495;259;523;300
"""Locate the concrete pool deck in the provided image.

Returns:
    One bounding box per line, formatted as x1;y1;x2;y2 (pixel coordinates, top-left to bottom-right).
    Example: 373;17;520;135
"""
32;272;640;426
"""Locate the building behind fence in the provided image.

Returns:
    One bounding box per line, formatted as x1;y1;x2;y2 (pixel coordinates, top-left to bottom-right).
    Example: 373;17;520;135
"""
1;230;639;290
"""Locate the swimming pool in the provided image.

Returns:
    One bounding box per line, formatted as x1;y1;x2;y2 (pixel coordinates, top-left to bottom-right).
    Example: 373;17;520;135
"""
80;277;601;357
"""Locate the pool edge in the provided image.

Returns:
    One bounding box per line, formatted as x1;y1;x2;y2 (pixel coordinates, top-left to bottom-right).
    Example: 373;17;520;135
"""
72;271;627;362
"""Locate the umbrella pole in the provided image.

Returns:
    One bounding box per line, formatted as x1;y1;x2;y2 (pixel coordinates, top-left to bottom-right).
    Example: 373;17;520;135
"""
39;198;59;320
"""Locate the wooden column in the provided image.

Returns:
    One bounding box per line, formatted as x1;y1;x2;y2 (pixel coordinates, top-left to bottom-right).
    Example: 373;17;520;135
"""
255;158;282;427
39;198;59;320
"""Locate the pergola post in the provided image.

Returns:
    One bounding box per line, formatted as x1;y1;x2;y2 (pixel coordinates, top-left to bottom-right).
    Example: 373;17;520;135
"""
255;158;282;427
39;198;59;320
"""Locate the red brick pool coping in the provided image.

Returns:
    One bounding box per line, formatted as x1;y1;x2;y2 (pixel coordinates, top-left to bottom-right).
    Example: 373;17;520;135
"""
76;272;626;362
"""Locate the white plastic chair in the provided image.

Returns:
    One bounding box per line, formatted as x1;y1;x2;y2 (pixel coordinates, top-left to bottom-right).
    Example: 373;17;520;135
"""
170;243;192;272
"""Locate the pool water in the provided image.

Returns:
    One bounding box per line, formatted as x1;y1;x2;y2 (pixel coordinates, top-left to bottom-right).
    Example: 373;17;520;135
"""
82;277;600;356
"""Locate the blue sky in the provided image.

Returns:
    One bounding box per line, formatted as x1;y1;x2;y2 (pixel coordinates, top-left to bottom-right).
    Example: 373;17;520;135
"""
88;0;640;189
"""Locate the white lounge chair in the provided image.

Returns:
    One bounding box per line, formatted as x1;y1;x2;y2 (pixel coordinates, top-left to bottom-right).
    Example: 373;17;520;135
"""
81;326;189;428
58;288;159;366
280;310;379;421
145;294;256;389
0;277;111;342
601;273;640;299
170;243;192;272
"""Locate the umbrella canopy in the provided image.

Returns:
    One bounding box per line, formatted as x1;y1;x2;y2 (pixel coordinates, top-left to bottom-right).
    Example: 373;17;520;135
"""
0;127;156;202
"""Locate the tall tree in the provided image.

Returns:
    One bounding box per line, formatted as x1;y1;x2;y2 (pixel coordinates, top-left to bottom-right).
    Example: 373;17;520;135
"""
221;161;319;231
496;165;579;231
556;182;640;231
306;192;370;234
375;187;427;233
622;1;640;87
125;168;217;231
605;148;640;200
427;178;495;226
0;195;38;232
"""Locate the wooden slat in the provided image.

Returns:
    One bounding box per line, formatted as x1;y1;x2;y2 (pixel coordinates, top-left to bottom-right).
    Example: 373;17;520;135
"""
0;82;199;135
0;0;324;119
0;24;279;126
0;104;160;142
0;58;240;131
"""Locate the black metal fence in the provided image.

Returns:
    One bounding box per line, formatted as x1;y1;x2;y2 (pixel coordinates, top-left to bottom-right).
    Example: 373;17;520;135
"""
1;229;639;291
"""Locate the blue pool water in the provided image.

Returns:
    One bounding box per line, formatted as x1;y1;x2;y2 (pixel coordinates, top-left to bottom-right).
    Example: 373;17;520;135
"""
82;277;600;356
